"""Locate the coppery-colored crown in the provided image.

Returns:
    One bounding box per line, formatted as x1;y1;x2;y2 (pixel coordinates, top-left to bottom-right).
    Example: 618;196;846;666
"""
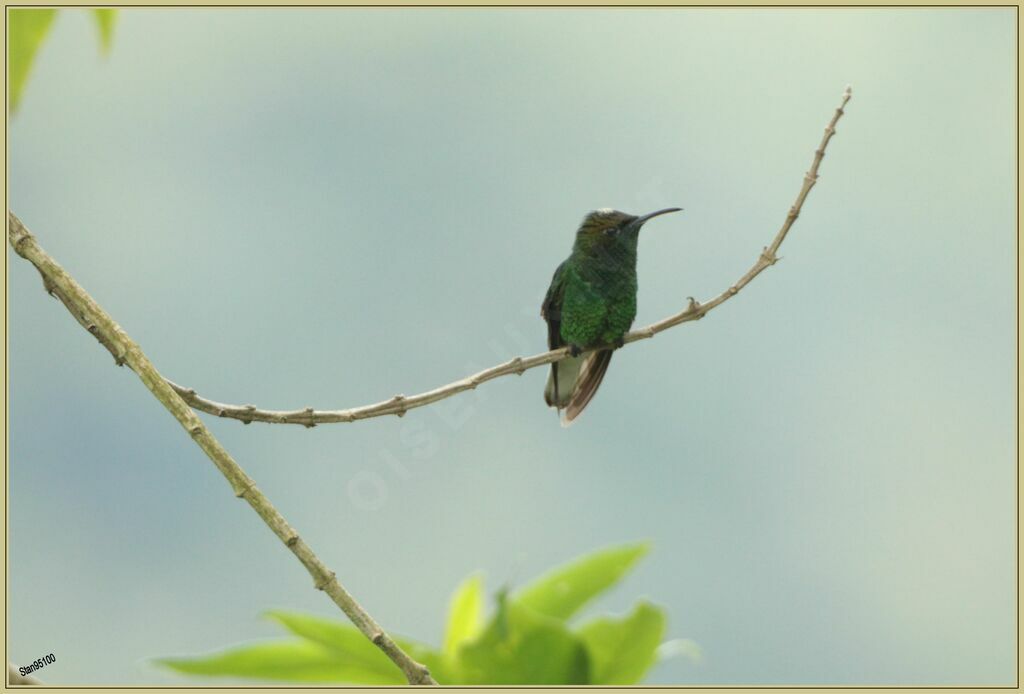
578;208;637;233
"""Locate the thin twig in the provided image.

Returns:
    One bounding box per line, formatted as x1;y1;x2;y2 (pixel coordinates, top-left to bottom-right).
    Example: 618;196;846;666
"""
167;86;852;427
6;213;437;686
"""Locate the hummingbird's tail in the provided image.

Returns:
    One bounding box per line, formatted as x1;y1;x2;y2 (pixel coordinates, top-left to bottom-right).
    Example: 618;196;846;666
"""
544;350;613;427
544;355;580;409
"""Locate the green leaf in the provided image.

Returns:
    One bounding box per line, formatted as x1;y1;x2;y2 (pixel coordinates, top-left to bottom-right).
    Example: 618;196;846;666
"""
454;594;589;684
577;601;666;684
156;639;404;684
8;9;57;113
515;541;650;621
444;572;484;657
265;610;451;683
91;9;116;54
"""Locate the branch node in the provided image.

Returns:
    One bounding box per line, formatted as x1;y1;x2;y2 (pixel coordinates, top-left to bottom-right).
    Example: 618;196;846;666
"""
285;533;300;547
760;247;779;266
188;423;204;439
314;571;337;591
234;480;256;499
371;631;386;646
390;395;407;417
114;352;127;367
217;408;226;417
727;286;739;296
407;665;433;685
242;404;256;425
302;407;316;428
511;356;526;375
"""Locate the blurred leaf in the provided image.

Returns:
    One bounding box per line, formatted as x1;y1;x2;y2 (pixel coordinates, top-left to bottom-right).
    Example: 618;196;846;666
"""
656;637;704;665
266;611;451;683
454;594;589;684
159;542;675;685
577;600;666;684
156;640;404;684
443;572;484;657
91;9;116;54
8;9;57;113
515;541;650;621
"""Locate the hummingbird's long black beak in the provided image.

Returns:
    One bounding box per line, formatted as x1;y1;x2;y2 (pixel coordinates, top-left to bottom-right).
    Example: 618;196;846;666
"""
634;207;683;227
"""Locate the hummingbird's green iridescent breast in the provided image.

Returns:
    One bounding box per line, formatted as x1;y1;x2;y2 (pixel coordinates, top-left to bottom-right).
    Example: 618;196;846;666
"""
560;209;641;347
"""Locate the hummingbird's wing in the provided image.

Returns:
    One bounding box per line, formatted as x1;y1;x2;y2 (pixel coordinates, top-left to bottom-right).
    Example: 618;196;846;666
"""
542;261;611;424
541;261;567;350
542;261;570;407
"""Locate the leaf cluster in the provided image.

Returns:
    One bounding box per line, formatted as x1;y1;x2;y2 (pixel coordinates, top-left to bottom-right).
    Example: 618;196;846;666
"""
159;542;679;685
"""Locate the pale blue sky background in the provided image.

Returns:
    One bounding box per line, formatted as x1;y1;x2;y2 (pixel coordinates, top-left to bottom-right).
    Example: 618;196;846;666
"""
7;8;1016;686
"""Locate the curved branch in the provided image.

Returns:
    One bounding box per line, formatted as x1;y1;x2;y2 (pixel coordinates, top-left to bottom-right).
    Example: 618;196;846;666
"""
7;214;436;686
169;86;852;428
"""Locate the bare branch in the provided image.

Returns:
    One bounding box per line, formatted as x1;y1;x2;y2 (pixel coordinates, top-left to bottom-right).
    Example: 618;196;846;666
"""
6;213;436;686
168;86;853;427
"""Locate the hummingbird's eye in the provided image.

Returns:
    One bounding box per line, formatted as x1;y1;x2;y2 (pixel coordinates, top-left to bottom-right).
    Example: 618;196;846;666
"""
604;226;618;237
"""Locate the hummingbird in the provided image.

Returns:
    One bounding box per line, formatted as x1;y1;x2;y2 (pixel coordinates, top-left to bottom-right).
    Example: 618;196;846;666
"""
541;207;682;426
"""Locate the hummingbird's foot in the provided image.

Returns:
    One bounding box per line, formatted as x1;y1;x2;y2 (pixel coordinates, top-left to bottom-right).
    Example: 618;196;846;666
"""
612;336;626;349
568;343;583;357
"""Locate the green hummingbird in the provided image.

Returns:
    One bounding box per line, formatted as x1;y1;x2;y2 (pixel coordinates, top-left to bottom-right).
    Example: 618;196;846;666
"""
542;206;682;426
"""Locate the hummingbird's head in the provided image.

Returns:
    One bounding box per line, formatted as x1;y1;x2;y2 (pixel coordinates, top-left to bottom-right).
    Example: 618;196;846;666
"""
574;207;682;257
